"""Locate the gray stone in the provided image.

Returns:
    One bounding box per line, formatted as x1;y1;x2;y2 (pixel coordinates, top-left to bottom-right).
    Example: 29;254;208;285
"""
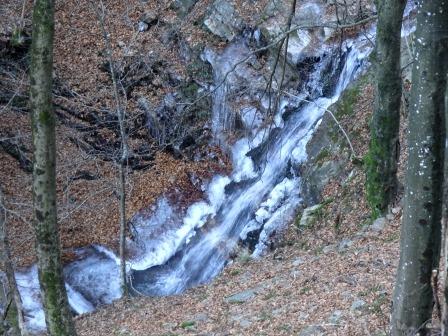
338;239;353;252
293;3;323;26
298;325;325;336
392;206;401;214
230;315;252;328
299;204;323;228
323;244;335;254
286;31;312;64
306;160;343;197
137;21;149;32
263;0;288;17
351;299;366;311
162;322;177;330
225;289;256;304
204;0;242;41
341;290;353;300
328;310;342;324
292;257;305;266
172;0;199;17
139;11;158;24
260;1;326;64
371;217;387;232
163;93;177;109
239;318;252;328
290;270;301;278
194;313;208;322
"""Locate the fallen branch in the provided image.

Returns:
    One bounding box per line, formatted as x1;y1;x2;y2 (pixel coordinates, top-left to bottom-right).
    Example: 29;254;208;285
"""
0;136;32;173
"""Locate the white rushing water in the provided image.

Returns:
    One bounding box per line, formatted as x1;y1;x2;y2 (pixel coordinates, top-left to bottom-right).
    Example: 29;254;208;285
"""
16;29;375;332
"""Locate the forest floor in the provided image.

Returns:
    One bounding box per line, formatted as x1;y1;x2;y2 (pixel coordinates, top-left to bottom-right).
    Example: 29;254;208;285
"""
75;188;402;336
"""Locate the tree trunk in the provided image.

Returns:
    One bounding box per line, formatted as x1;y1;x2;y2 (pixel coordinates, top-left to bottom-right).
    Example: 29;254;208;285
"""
442;66;448;335
95;1;128;296
0;192;28;335
29;0;77;335
365;0;406;217
391;1;448;334
118;159;127;296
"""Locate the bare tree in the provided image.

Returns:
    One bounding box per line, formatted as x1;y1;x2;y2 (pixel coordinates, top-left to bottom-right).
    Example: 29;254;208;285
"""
29;0;77;334
95;0;129;297
0;191;28;336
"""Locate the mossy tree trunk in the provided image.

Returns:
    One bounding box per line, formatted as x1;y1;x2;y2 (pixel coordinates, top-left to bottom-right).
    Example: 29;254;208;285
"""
29;0;77;335
365;0;406;218
391;1;448;334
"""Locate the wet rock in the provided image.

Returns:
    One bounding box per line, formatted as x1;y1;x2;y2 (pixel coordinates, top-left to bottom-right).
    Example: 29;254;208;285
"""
240;106;263;130
286;32;313;64
204;0;243;41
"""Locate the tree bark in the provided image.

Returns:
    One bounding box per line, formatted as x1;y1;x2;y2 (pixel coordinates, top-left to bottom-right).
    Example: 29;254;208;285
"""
0;192;28;335
391;1;448;334
365;0;406;217
442;63;448;336
29;0;77;335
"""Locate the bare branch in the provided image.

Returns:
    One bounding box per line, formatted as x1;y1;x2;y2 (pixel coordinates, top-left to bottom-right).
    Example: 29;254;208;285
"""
282;91;356;158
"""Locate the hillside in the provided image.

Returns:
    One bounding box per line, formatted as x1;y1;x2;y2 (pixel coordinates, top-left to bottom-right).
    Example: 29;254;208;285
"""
0;0;417;335
72;46;411;334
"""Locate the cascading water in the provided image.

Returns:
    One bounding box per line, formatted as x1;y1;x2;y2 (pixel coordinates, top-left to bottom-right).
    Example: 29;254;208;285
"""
15;26;377;333
130;36;372;295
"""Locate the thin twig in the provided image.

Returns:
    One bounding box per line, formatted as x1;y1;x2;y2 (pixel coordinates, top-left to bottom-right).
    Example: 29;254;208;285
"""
282;91;356;158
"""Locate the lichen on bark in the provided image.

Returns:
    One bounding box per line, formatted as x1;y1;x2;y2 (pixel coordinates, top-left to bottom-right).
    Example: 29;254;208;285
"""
29;0;77;335
365;0;406;218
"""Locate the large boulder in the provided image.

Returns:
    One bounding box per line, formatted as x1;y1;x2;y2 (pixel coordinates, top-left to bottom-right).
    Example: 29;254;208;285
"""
260;0;326;64
172;0;199;17
299;204;323;229
204;0;243;41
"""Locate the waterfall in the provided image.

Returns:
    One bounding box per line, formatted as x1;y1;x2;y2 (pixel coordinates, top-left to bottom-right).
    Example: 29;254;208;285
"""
16;31;373;333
